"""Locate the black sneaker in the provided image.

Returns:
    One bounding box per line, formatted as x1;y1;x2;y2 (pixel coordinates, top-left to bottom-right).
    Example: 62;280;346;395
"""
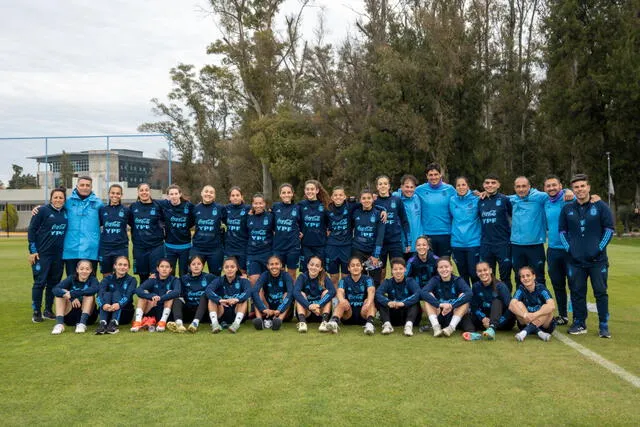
252;318;264;330
95;322;108;335
42;310;56;320
419;324;432;333
106;320;119;334
568;323;587;335
32;311;43;323
554;316;569;326
272;318;283;331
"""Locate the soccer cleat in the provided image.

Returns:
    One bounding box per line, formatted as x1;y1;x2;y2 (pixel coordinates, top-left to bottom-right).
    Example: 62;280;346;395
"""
442;325;455;337
32;311;43;323
599;323;611;339
537;331;552;342
418;324;431;333
95;322;108;335
252;318;264;330
432;324;443;337
272;318;283;331
297;322;308;333
142;317;157;329
211;321;222;334
403;324;413;337
75;323;87;334
568;324;587;335
318;321;329;332
554;316;569;326
228;320;241;333
166;321;178;333
130;320;143;332
381;322;394;335
515;331;527;342
156;321;167;332
42;310;56;320
364;322;375;335
106;320;119;334
176;324;186;333
483;327;496;340
187;322;199;333
51;324;65;335
463;332;483;341
327;320;339;334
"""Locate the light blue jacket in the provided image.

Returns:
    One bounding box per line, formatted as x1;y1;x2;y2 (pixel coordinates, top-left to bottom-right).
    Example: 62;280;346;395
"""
393;189;422;251
449;191;481;248
509;189;548;246
544;190;573;249
415;182;456;235
63;189;104;260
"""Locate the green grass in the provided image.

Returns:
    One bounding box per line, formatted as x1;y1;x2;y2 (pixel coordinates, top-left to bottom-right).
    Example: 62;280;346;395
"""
1;238;639;425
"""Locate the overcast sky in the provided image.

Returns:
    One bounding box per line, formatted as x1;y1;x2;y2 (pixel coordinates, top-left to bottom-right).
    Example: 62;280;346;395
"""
0;0;365;185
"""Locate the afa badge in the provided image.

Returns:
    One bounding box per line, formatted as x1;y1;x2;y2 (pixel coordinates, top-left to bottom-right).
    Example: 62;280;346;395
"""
496;199;502;206
119;210;124;217
150;209;156;216
263;217;269;226
391;201;396;209
370;215;376;223
590;207;597;216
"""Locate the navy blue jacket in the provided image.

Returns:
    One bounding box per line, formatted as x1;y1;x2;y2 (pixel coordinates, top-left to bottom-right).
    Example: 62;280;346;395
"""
298;200;328;247
376;277;420;307
406;252;439;287
206;275;250;303
53;276;99;299
477;193;512;246
224;204;250;255
247;211;275;256
293;273;336;309
512;283;553;313
272;202;302;252
192;202;226;251
252;271;294;313
326;202;356;247
471;280;511;322
559;200;614;267
129;200;165;249
135;276;181;302
99;204;129;253
351;206;385;257
97;273;137;308
28;204;67;255
421;275;472;308
338;274;375;305
159;200;194;247
181;272;215;306
374;195;409;245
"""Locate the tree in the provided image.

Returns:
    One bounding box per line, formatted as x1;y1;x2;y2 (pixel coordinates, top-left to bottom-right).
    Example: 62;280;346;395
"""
59;150;74;189
8;164;37;189
0;203;18;232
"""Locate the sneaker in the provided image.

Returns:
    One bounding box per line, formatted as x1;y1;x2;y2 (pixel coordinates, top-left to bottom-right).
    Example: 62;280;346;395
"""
381;322;394;335
515;330;527;342
141;316;156;329
228;320;241;333
130;320;143;332
297;322;308;333
403;324;413;337
432;324;443;337
156;321;167;332
318;321;329;332
263;319;273;329
252;318;264;330
554;316;569;326
418;324;431;333
75;323;87;334
327;320;339;334
364;322;375;335
568;323;587;335
166;321;179;332
537;331;552;342
106;320;119;334
95;322;108;335
176;324;187;333
483;327;496;340
442;325;455;337
463;332;483;341
42;310;56;320
32;311;43;323
51;324;64;335
211;321;222;334
599;323;611;339
272;318;283;331
187;322;198;333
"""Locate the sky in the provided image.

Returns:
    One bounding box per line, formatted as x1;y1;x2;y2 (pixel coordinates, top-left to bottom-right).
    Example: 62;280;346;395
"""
0;0;365;186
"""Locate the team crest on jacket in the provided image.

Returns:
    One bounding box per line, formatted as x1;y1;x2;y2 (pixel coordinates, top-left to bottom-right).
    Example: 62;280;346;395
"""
212;208;217;216
590;207;597;216
64;213;68;219
370;215;376;223
240;210;246;216
263;217;269;226
343;208;347;215
391;201;396;209
319;206;324;212
150;209;156;215
201;279;207;287
119;210;124;217
184;206;189;214
496;199;502;206
235;281;240;290
292;209;297;217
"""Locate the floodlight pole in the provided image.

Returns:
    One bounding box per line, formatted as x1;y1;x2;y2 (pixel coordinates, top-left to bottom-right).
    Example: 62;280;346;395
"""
167;133;172;186
106;136;110;198
44;137;49;202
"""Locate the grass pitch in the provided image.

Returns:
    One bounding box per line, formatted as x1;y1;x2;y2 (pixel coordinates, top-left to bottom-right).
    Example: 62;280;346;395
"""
0;238;639;426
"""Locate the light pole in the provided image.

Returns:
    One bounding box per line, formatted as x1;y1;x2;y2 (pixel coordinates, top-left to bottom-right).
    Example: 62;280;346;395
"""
606;151;612;206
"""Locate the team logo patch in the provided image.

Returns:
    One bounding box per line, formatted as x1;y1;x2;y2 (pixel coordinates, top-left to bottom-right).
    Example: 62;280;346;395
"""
63;213;67;219
263;217;269;226
343;208;347;215
201;280;207;287
240;210;246;216
319;206;324;212
150;209;156;215
119;210;124;217
590;207;597;216
184;207;189;214
391;201;396;209
212;208;217;216
370;215;376;223
496;200;502;206
292;210;297;217
235;281;240;290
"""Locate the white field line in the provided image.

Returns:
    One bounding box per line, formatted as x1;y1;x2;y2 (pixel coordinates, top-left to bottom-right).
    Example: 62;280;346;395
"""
554;331;640;389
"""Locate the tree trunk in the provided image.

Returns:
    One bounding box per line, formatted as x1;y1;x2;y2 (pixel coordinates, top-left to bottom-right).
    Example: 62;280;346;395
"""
261;160;273;202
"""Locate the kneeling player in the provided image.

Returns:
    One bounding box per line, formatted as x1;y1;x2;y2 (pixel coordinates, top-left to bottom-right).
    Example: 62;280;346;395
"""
131;259;181;333
206;257;250;333
375;258;421;337
508;266;556;342
251;255;294;331
51;260;99;335
293;256;336;333
326;256;376;335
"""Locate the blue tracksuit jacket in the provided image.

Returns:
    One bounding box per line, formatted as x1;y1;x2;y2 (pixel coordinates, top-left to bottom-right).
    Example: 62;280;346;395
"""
449;191;481;248
252;271;294;313
512;283;553;312
478;193;512;246
376;277;420;307
471;281;511;322
559;200;614;267
192;202;227;251
53;276;100;299
99;204;129;253
224;204;250;254
351;206;386;257
97;274;137;307
415;181;456;235
206;275;251;303
129;200;165;249
393;190;422;251
421;275;472;308
406;251;439;286
28;204;67;255
293;273;336;309
509;189;548;245
62;189;103;260
135;276;181;302
181;272;216;307
272;202;302;252
374;195;409;245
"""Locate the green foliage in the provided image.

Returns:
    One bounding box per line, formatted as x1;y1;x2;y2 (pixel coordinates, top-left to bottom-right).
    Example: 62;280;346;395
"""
59;150;73;189
0;204;18;232
8;164;37;189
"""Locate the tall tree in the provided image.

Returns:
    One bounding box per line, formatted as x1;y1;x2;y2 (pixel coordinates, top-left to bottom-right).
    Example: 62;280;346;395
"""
8;164;37;189
59;150;74;189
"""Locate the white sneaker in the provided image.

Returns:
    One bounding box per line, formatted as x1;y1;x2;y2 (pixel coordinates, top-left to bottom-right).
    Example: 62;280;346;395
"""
228;320;241;333
515;331;527;342
381;322;394;335
327;320;339;334
432;324;443;337
211;321;222;334
364;322;375;335
51;324;64;335
537;331;552;342
297;322;308;333
75;323;87;334
318;321;329;332
442;325;455;337
403;324;413;337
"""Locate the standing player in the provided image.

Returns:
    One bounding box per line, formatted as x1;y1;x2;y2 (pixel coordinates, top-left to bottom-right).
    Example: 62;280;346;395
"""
95;256;137;335
130;259;181;333
293;256;336;333
224;187;250;275
129;183;165;284
160;184;194;277
251;256;294;331
351;189;386;285
449;176;481;285
467;262;514;341
206;257;250;333
28;187;67;322
191;185;227;276
376;258;421;336
477;174;513;290
559;174;614;338
98;184;129;277
415;163;456;257
246;193;275;285
508;266;556;342
298;180;330;273
51;260;99;334
272;184;301;280
393;174;422;261
375;175;410;280
326;186;355;286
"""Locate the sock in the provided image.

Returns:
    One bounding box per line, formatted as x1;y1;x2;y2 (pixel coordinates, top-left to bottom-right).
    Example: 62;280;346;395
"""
524;323;539;335
79;312;89;325
297;313;306;322
428;314;439;327
135;308;143;322
234;312;244;323
331;316;339;323
160;307;171;323
56;315;64;325
322;313;329;322
209;311;218;324
192;319;200;327
113;311;121;323
367;316;374;324
99;311;108;323
449;315;462;329
175;319;183;326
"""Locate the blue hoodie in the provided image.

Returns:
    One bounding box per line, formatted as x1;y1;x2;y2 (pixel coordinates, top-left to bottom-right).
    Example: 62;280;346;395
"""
28;204;67;256
544;190;572;250
62;189;103;260
415;181;456;236
509;189;548;245
449;191;481;248
393;189;422;251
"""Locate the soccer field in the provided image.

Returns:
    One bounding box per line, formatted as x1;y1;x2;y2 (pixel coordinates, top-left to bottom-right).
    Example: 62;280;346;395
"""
0;238;638;426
